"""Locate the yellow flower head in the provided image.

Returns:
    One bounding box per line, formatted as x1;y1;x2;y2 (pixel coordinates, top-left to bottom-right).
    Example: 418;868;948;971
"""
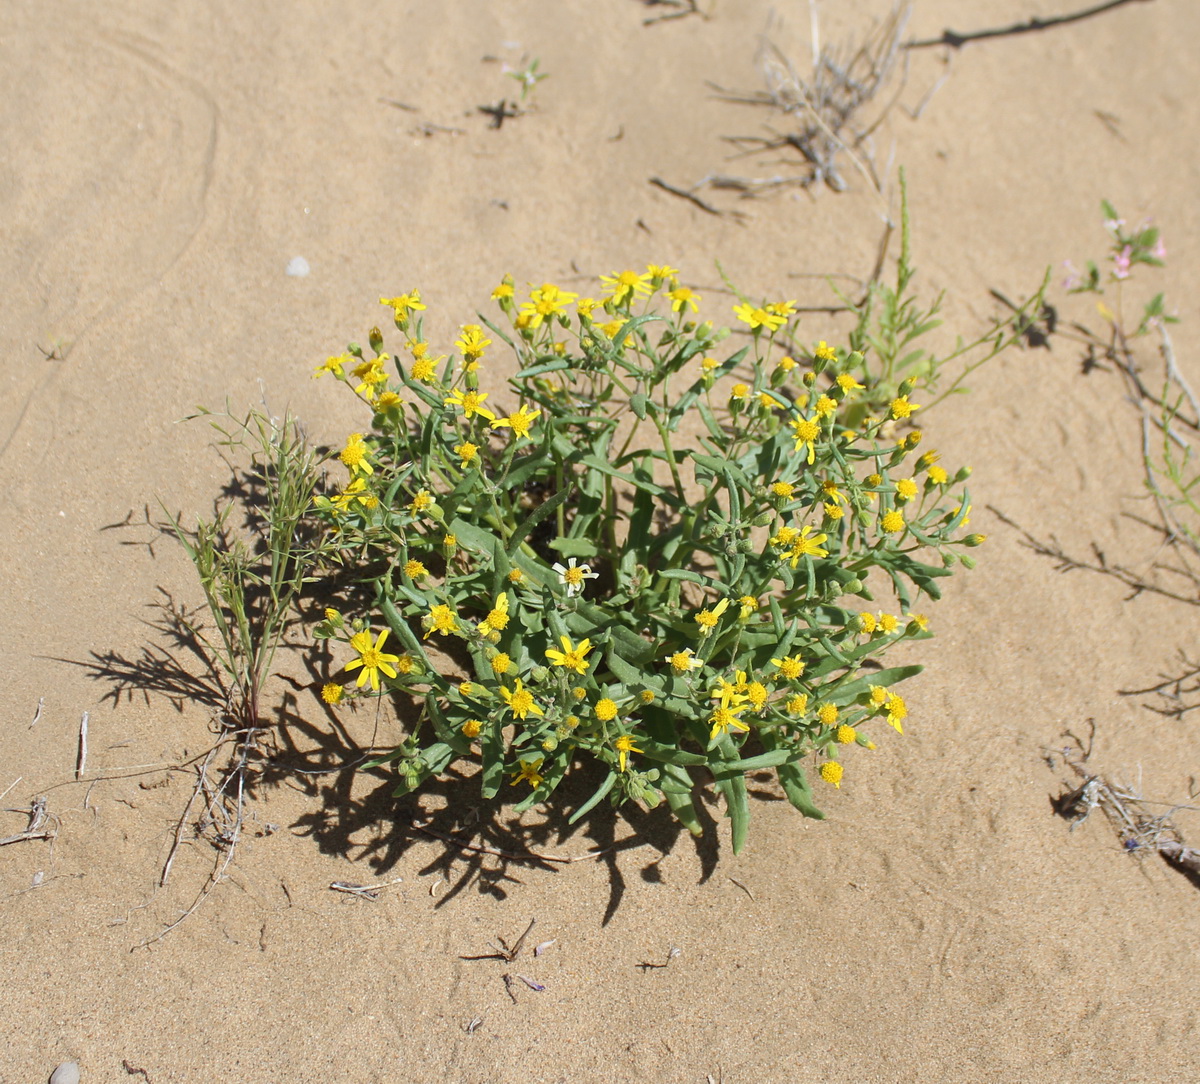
424;604;458;639
339;433;374;476
404;558;428;581
601;269;654;306
492;404;542;440
380;291;426;326
500;678;543;721
820;761;844;788
791;416;821;464
344;629;401;691
695;597;730;635
669;648;703;674
444;388;496;423
482;591;511;632
733;303;786;332
890;395;920;420
614;734;644;772
669;287;700;313
455;324;491;365
814;341;838;362
509;756;544;789
545;635;593;675
595;698;619;722
817;702;838;727
321;682;345;705
771;655;804;681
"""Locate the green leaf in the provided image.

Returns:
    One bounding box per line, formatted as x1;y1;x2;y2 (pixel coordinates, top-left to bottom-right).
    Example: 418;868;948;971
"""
657;761;703;836
716;772;751;853
568;771;618;824
630;392;648;420
505;486;573;559
481;719;506;799
778;761;825;819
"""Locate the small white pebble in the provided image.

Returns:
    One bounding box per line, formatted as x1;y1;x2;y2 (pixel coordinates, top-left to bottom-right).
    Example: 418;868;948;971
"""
286;256;310;277
50;1062;80;1084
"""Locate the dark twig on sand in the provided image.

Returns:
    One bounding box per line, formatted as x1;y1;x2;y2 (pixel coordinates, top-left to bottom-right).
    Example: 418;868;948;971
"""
906;0;1156;51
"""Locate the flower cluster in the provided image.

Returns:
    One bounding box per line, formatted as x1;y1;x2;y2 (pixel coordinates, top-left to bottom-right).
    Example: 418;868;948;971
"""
308;267;982;850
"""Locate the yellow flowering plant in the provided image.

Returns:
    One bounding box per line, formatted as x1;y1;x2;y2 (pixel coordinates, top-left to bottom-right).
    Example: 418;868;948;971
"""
306;269;985;852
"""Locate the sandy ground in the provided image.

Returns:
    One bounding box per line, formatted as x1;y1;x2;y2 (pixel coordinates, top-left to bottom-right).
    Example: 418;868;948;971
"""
3;1;1200;1081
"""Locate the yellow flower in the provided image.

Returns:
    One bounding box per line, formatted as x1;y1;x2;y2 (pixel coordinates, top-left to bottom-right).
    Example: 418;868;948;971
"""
709;703;751;740
878;613;900;634
375;390;404;416
771;655;804;681
791;416;821;464
881;510;905;534
344;629;401;691
520;282;579;327
695;597;730;635
463;719;484;739
544;635;594;675
668;648;703;673
614;734;643;772
411;356;438;382
819;761;844;788
409;489;433;516
480;592;510;632
895;478;918;502
890;395;920;420
500;678;543;721
775;355;798;374
601;269;653;306
835;724;857;744
509;757;544;788
786;693;809;715
492;404;542;440
352;356;389;399
507;568;524;584
490;653;512;675
738;595;759;620
454;441;479;469
868;685;888;707
339;433;374;476
836;372;865;393
595;698;619;722
646;263;679;282
929;465;949;485
747;681;769;711
380;291;426;326
813;341;838;362
455;324;491;365
424;604;458;638
730;383;750;402
404;558;428;580
395;654;415;675
814;395;837;419
576;297;599;317
313;353;351;379
817;703;838;727
639;689;655;704
668;287;700;313
857;611;877;635
784;527;829;568
733;303;786;332
766;299;797;320
321;682;345;705
701;356;719;372
771;481;796;499
491;280;514;301
444;388;496;423
884;694;907;733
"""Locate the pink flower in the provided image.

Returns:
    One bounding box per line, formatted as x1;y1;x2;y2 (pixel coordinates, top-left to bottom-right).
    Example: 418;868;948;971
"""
1112;244;1132;280
1152;237;1167;261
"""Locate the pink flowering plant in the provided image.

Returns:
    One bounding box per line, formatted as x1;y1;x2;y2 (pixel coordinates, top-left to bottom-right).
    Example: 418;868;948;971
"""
307;265;986;851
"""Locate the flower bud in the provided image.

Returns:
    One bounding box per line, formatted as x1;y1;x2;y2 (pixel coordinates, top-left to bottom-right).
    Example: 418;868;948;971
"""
347;342;363;357
530;666;549;684
753;511;774;527
960;554;977;570
369;326;384;353
963;533;987;547
898;377;916;396
954;466;973;483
